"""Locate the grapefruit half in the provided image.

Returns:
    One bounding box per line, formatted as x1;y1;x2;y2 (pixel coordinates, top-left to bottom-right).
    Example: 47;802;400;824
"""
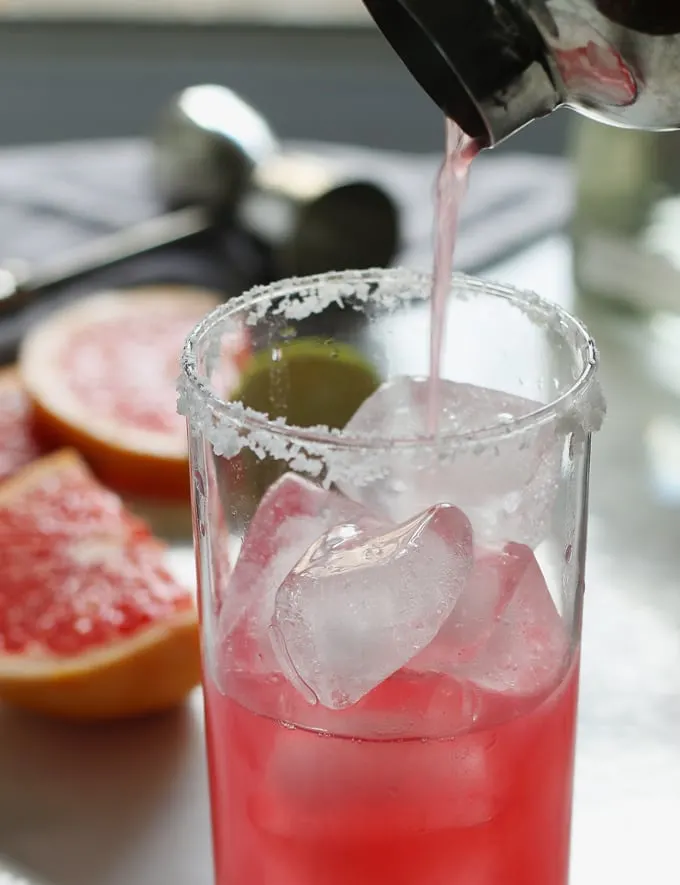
19;286;247;501
0;449;201;720
0;366;49;483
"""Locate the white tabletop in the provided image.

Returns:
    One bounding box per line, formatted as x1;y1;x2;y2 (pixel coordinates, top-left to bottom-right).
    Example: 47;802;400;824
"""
2;236;679;884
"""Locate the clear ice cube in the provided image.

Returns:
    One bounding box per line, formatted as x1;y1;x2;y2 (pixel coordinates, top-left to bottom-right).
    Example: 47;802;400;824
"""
416;542;569;707
413;548;520;670
454;543;569;698
253;703;509;839
217;472;364;683
338;376;561;549
271;503;473;710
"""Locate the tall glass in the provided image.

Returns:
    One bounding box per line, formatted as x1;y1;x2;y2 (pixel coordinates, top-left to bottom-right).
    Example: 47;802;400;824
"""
178;268;603;885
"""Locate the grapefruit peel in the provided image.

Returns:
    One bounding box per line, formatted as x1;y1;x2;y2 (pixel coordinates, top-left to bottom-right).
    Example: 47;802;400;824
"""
19;286;240;501
0;449;201;720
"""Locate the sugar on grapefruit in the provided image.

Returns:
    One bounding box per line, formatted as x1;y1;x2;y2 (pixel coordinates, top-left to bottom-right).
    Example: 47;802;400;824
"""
0;449;201;720
0;366;50;483
19;286;248;502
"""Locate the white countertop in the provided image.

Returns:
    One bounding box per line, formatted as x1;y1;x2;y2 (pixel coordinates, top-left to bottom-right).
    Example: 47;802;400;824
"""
2;236;679;884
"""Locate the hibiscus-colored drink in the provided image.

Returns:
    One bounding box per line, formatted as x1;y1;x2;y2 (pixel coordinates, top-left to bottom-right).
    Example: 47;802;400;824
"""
200;469;579;885
179;269;604;885
205;651;578;885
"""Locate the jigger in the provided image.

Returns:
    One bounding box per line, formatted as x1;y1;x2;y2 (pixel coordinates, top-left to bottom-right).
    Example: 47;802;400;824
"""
239;150;400;278
0;84;400;314
154;85;400;279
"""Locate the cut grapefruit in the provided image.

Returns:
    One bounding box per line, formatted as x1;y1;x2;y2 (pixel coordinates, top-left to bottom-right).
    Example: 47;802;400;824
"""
0;366;49;483
0;449;201;720
19;286;248;501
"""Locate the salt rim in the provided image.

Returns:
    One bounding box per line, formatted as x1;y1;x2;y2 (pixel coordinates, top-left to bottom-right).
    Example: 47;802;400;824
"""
178;268;604;486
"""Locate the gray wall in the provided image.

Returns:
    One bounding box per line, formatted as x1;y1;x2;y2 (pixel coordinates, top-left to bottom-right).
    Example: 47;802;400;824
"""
0;20;570;154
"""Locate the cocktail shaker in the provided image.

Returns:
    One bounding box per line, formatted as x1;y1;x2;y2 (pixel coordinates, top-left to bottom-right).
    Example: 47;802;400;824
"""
361;0;680;145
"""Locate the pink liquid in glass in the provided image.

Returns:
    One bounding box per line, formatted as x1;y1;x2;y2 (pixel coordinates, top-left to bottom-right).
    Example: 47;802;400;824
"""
205;595;578;885
205;480;578;885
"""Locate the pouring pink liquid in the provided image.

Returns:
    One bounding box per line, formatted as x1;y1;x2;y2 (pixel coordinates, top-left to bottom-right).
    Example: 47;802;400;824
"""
428;119;479;431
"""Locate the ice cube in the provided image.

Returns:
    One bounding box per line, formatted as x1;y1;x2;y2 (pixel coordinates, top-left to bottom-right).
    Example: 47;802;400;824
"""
338;376;561;549
271;503;473;709
217;472;364;684
253;706;509;839
413;548;520;670
455;543;569;699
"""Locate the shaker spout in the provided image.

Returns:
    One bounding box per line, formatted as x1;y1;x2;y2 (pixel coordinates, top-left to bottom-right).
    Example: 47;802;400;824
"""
362;0;564;145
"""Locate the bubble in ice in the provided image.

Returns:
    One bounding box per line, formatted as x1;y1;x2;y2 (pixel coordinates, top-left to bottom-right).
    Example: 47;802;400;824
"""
271;503;473;710
337;376;562;548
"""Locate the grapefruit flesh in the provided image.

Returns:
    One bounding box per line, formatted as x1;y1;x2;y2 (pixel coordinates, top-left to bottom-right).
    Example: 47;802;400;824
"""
0;449;201;720
19;286;247;501
0;366;49;483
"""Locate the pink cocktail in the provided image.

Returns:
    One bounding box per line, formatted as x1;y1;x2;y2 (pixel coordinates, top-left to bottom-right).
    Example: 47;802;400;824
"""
206;665;577;885
179;268;604;885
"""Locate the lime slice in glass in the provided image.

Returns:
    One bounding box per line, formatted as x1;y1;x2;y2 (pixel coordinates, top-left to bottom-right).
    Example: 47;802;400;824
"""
221;337;381;513
234;337;381;429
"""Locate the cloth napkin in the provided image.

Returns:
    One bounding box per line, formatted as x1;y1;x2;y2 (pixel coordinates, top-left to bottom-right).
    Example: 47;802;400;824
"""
0;137;572;363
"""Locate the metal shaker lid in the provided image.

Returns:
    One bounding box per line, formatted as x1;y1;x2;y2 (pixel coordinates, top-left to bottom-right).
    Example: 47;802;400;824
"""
361;0;564;145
